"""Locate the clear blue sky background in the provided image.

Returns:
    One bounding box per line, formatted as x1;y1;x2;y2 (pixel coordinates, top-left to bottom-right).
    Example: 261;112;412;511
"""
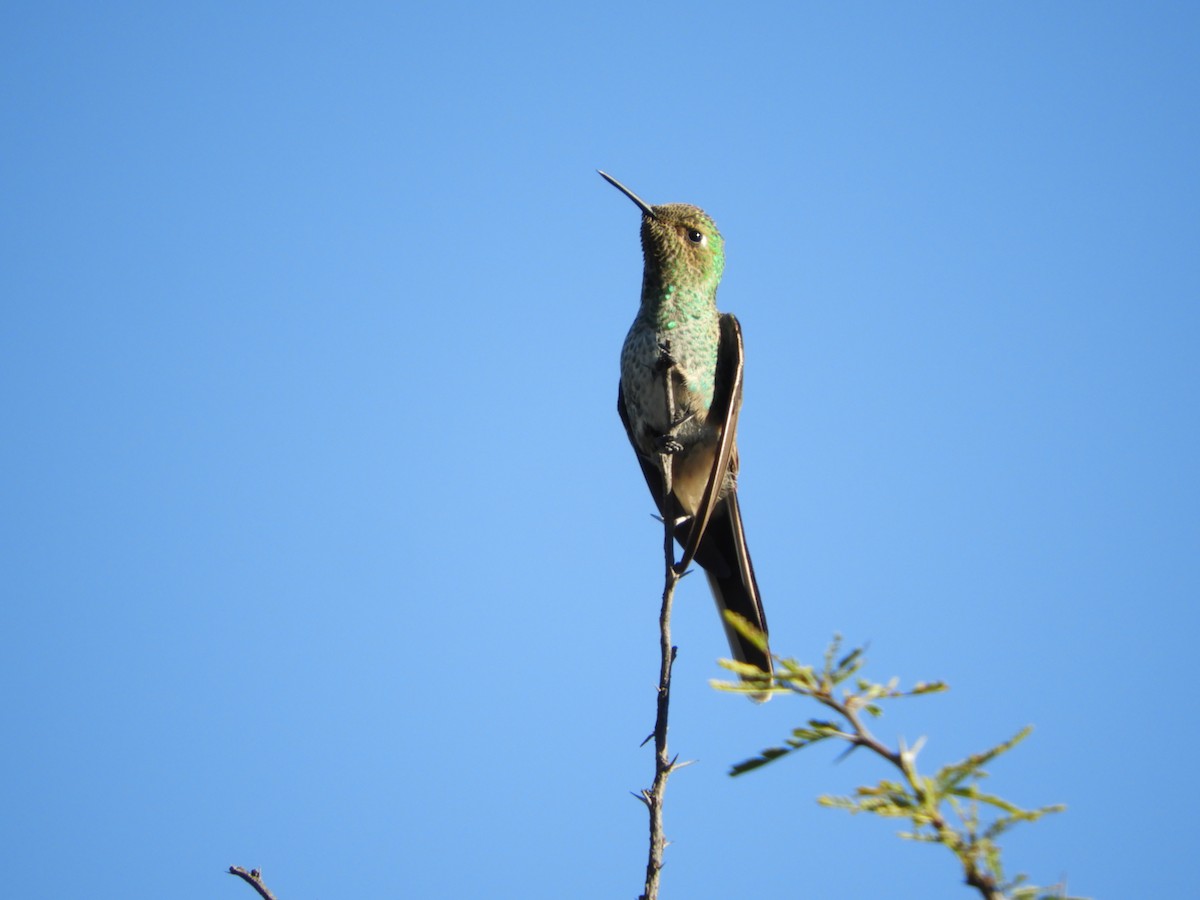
3;3;1196;898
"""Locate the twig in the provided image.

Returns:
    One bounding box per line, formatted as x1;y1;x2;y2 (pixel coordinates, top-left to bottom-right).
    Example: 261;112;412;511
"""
227;866;279;900
639;348;683;900
837;704;1003;900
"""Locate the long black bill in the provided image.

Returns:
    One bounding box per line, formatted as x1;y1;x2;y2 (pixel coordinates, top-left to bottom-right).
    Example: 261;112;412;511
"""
598;170;658;220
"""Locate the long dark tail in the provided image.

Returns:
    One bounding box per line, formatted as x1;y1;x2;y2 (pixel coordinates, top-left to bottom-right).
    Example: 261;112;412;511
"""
689;491;772;683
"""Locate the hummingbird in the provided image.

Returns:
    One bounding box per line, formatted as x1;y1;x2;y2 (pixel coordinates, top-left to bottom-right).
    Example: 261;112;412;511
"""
600;171;772;682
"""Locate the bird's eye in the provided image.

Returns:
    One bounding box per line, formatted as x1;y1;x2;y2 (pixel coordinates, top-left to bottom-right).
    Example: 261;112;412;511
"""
686;229;704;244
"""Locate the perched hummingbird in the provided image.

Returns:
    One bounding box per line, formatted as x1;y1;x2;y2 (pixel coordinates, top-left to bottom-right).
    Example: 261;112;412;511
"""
601;171;772;681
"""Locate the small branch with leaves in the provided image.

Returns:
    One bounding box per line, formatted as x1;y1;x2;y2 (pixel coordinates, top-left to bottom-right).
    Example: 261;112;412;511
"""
714;624;1085;900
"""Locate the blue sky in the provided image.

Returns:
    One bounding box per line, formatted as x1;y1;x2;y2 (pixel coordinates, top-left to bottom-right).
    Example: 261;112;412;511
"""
2;3;1197;897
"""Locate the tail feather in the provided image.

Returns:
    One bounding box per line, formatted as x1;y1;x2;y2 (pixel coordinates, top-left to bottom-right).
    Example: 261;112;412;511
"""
690;492;772;684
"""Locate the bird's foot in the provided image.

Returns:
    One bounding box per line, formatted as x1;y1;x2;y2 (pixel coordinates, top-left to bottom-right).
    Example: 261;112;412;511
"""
655;433;685;455
655;408;695;456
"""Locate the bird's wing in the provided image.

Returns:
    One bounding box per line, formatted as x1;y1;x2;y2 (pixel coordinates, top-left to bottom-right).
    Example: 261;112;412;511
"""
674;313;744;573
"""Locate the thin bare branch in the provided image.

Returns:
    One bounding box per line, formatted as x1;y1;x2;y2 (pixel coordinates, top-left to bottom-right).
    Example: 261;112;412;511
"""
227;866;279;900
639;346;683;900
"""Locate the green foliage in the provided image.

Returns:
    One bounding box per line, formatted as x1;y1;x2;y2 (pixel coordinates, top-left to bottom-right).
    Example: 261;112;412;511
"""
713;620;1086;900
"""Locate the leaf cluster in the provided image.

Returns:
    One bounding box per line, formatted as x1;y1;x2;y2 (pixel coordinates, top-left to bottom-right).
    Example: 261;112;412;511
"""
713;623;1085;900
